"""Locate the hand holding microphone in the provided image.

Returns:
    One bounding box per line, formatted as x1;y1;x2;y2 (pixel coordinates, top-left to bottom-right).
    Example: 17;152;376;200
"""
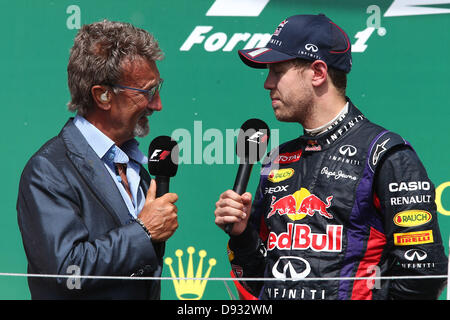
215;119;270;236
137;136;179;243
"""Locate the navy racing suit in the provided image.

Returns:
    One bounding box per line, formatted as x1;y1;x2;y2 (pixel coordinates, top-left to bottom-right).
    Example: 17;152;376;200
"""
227;99;447;300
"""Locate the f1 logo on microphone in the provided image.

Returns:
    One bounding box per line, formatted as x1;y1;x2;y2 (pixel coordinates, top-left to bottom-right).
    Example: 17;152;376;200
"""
149;149;171;162
247;131;268;144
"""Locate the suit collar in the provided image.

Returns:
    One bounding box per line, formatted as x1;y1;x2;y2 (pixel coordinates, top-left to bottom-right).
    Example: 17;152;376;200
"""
72;115;148;166
59;119;137;225
299;99;367;152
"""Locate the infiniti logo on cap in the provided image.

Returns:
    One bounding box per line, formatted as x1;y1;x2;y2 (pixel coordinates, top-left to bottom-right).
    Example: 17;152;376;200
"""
305;43;319;52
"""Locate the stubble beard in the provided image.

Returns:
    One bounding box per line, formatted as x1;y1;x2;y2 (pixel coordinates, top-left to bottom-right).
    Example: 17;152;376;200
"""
274;86;314;125
133;121;149;138
133;112;152;138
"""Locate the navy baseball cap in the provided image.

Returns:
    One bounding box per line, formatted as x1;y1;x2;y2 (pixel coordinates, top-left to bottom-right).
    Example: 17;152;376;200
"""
238;14;352;73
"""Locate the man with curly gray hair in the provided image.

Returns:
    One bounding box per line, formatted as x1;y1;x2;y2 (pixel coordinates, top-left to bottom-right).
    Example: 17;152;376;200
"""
17;20;179;299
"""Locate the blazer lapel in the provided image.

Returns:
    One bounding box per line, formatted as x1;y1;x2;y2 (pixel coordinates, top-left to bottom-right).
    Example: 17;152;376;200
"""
59;119;133;226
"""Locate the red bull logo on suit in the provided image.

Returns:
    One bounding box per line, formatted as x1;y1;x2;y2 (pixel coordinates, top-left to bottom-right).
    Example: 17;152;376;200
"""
267;223;343;252
267;188;333;220
266;188;342;252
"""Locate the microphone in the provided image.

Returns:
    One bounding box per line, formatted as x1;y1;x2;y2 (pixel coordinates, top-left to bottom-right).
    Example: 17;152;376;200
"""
224;119;270;235
148;136;179;198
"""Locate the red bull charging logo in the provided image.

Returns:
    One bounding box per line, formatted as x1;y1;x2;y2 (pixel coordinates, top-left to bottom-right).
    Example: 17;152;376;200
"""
267;188;334;221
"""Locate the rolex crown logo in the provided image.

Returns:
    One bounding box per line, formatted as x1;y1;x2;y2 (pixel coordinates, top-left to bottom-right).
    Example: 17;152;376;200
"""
164;246;217;300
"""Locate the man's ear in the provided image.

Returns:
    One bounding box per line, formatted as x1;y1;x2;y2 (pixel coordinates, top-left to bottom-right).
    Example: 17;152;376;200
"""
310;60;328;87
91;85;112;110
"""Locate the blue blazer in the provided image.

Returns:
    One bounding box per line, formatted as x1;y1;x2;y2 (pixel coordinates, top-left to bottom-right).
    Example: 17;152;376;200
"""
17;119;163;299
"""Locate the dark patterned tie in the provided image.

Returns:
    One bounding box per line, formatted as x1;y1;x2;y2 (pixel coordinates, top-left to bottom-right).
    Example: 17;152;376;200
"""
115;163;133;201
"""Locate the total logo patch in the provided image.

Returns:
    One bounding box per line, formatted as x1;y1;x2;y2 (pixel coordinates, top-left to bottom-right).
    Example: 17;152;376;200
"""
274;150;302;164
268;168;294;183
393;210;432;227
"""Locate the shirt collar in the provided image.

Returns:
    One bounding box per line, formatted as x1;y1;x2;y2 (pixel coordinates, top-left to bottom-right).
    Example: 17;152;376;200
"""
73;115;148;165
121;139;148;165
304;102;349;136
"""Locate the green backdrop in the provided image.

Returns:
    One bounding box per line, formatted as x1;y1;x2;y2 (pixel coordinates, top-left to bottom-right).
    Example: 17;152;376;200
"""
1;0;449;300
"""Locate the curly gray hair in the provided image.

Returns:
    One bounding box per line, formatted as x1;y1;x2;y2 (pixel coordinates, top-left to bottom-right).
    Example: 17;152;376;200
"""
67;19;164;115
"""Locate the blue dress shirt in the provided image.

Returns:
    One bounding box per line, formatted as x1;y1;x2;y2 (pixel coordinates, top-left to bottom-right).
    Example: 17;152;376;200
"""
73;115;148;218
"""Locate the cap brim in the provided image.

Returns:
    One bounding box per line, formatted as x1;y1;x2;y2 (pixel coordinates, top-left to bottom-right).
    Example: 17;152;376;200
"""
238;48;296;69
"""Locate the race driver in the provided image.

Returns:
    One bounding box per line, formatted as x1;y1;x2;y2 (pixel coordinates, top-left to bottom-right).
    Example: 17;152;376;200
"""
214;14;447;300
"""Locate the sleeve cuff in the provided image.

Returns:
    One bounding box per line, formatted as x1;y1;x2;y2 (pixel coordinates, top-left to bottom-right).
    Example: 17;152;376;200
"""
229;225;260;254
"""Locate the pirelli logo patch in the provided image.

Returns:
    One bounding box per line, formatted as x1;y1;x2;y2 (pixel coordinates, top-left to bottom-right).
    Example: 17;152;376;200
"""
394;230;434;246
